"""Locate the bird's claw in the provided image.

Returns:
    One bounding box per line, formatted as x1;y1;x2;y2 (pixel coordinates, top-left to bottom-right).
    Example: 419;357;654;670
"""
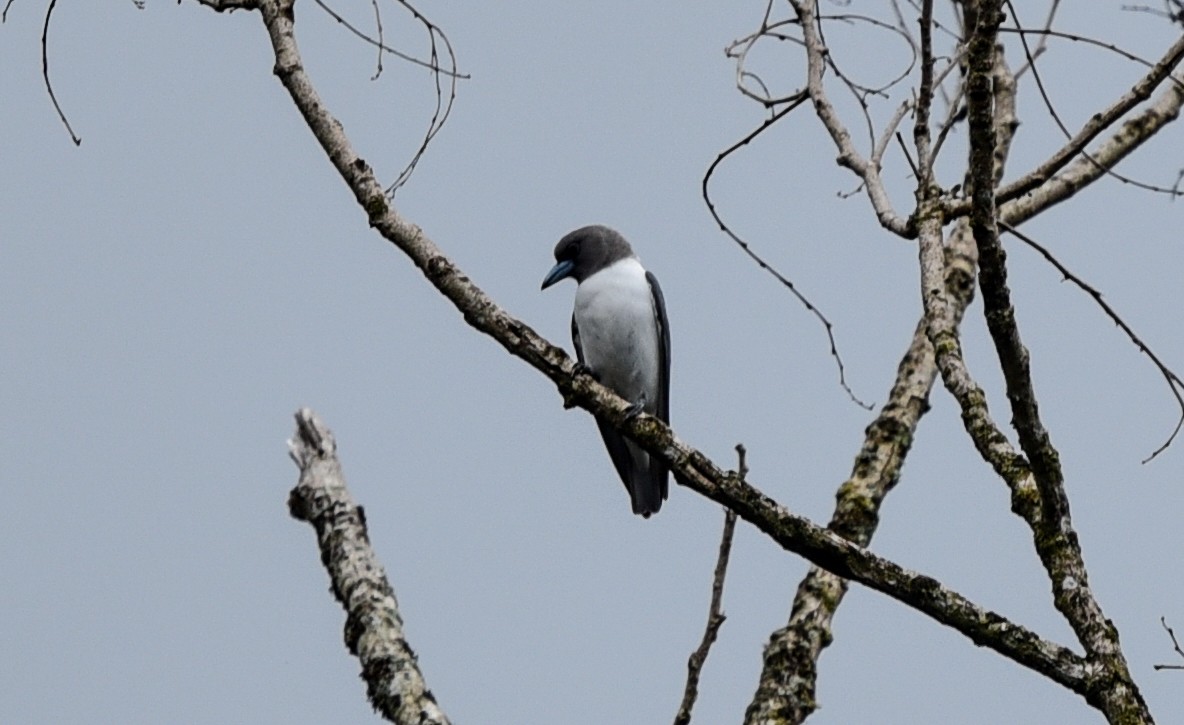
561;362;592;407
572;362;600;382
623;393;648;421
563;363;599;409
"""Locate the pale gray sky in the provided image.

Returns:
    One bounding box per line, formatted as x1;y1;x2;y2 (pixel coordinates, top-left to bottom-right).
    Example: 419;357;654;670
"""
3;2;1183;724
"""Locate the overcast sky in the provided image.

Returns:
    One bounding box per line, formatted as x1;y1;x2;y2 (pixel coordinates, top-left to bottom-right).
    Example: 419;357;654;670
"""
3;2;1184;723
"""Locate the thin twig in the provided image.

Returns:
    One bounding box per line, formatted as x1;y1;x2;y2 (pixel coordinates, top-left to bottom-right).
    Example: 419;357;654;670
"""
896;131;920;179
1155;617;1184;670
368;0;383;80
386;0;459;195
1002;26;1184;88
702;97;871;410
673;446;743;725
1000;221;1184;462
1012;0;1060;80
311;0;467;77
1123;1;1184;26
41;0;80;146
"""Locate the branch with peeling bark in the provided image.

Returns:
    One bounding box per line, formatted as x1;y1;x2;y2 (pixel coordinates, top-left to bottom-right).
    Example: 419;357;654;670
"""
288;408;451;725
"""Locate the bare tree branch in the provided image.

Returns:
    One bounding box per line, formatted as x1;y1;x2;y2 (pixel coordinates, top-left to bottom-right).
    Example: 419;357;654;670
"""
742;5;1013;719
791;0;913;236
945;32;1184;219
287;408;451;725
1000;72;1184;225
673;446;741;725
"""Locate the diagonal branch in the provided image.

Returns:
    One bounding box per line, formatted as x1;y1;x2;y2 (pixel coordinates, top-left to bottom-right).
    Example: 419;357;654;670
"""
944;32;1184;221
967;0;1117;664
1000;72;1184;225
287;408;451;725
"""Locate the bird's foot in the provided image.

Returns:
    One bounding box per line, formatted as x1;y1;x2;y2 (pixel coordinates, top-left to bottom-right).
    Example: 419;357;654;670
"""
623;393;648;421
564;363;600;409
572;362;600;382
563;363;597;409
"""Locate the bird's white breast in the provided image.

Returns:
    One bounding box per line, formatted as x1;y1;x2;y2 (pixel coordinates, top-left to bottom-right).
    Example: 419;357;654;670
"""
573;258;661;406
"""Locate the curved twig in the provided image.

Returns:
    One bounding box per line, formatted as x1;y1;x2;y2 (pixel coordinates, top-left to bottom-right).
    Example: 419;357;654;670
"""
702;97;872;410
41;0;80;146
386;0;459;195
311;0;468;78
1000;221;1184;462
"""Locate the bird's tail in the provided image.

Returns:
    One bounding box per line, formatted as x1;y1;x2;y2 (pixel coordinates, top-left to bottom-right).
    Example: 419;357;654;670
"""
629;448;668;518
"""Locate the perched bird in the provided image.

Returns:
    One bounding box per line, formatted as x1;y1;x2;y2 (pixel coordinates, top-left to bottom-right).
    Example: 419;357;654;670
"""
541;225;671;517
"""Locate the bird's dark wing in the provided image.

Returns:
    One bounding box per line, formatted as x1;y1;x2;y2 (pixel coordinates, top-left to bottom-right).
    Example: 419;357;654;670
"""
571;313;584;365
573;313;637;499
646;271;671;504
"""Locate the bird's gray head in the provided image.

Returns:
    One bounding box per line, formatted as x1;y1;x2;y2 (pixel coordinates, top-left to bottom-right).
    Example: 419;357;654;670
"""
540;225;635;289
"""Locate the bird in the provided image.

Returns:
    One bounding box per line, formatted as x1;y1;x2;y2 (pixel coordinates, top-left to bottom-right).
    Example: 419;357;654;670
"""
541;225;671;517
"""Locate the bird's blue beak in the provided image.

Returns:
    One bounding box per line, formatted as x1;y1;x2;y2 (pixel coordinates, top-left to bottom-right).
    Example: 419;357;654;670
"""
541;259;575;290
